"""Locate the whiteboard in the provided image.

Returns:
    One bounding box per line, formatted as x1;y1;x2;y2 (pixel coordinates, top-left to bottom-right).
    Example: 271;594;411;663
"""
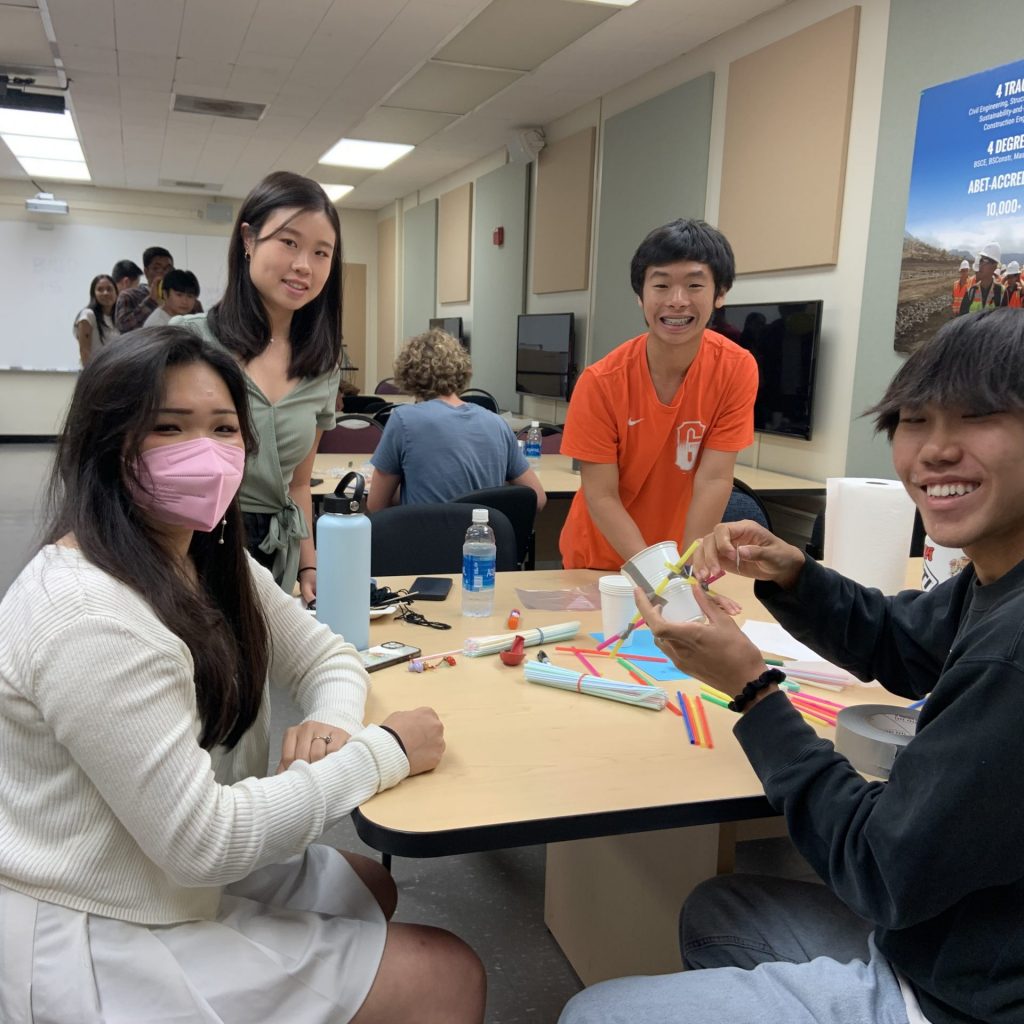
0;221;230;372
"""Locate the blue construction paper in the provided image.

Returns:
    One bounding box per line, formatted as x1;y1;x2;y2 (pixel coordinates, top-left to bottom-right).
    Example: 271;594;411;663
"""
590;630;690;683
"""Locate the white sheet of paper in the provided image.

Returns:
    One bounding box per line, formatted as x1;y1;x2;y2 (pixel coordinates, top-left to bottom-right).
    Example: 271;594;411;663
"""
741;620;821;661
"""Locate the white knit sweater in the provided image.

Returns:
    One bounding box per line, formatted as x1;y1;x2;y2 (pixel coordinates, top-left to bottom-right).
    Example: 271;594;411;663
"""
0;546;408;925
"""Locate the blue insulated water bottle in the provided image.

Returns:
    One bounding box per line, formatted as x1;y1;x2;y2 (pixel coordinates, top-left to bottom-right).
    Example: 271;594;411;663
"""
316;472;371;652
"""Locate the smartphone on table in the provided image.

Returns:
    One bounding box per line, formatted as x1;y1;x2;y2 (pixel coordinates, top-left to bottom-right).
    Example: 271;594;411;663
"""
409;577;453;601
360;641;422;672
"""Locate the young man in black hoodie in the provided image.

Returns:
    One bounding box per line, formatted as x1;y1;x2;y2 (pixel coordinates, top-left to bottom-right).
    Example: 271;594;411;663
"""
560;308;1024;1024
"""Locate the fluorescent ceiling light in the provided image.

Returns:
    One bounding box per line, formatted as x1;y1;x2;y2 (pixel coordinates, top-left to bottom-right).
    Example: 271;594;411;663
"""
17;157;91;181
319;138;413;170
0;108;77;139
5;136;84;161
320;183;354;201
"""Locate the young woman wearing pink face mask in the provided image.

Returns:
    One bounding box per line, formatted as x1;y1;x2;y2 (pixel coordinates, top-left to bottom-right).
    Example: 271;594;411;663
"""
177;171;345;606
0;328;485;1023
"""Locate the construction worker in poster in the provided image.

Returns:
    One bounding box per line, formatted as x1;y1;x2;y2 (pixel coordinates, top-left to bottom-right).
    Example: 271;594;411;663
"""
959;242;1004;314
951;258;972;316
1001;261;1023;307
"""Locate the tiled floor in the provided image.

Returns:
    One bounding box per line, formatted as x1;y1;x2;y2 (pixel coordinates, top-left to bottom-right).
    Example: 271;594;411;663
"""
2;442;817;1023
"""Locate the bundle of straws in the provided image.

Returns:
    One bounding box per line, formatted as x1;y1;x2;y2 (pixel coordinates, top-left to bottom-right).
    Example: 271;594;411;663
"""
524;659;668;710
463;621;580;657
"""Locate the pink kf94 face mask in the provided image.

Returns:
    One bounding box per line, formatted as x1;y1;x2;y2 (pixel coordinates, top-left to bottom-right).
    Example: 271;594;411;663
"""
131;436;246;532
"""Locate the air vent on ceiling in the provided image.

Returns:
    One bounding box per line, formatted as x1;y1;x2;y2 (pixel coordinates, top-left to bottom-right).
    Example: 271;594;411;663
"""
173;93;265;121
159;178;223;192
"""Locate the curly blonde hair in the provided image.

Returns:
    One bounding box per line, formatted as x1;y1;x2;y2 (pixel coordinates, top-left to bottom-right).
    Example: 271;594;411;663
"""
393;328;471;399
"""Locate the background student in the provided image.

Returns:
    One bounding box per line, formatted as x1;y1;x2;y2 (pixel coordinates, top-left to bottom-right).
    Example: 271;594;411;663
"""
176;171;342;604
0;327;484;1024
73;272;120;365
115;245;175;332
367;328;546;512
111;258;142;294
561;308;1024;1024
144;268;200;327
558;219;758;571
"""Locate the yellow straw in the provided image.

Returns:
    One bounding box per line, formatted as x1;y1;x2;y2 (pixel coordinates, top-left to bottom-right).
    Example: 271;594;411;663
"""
700;682;732;704
798;708;834;728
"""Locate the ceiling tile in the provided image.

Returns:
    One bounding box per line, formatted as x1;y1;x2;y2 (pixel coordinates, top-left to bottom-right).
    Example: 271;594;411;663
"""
237;0;333;59
174;59;233;90
0;5;52;65
352;106;459;145
385;62;522;116
178;0;256;63
436;0;616;72
47;0;115;50
113;0;184;56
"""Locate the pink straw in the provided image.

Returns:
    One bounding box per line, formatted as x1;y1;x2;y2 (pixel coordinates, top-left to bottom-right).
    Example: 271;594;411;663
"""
573;650;601;677
789;691;845;712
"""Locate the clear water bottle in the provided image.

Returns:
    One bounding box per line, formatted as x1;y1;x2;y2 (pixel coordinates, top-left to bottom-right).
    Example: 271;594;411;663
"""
524;420;542;464
462;508;496;617
317;472;371;651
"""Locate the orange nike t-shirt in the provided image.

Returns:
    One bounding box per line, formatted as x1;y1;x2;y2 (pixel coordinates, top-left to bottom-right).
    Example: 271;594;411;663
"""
559;330;758;570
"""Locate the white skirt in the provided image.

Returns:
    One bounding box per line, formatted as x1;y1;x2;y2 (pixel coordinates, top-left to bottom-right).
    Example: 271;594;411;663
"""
0;844;387;1024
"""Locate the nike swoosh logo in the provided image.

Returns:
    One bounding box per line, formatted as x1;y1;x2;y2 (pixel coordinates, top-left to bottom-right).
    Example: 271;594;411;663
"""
627;418;643;426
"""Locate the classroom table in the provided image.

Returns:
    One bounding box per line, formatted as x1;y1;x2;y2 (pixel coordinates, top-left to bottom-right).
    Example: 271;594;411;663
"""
312;452;823;500
351;566;910;982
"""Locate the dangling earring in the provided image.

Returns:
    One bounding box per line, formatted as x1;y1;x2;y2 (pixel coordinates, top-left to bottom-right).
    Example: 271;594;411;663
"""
244;249;251;263
218;518;227;544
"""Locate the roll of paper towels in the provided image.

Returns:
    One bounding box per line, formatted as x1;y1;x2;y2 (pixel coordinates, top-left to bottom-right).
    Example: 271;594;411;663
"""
824;478;917;594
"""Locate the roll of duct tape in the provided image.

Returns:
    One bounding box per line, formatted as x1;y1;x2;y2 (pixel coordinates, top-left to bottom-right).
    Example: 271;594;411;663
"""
834;705;920;780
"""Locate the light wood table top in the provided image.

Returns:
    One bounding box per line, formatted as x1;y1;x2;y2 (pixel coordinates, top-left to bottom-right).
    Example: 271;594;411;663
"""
312;453;822;500
351;567;906;857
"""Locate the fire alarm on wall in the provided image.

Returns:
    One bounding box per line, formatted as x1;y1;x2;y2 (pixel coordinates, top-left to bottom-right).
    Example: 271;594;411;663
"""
492;226;504;246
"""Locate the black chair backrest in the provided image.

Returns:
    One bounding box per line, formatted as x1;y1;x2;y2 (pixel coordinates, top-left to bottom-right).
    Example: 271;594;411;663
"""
516;421;563;454
453;485;537;569
342;394;388;415
375;377;402;395
369;503;518;576
319;414;383;454
722;478;772;531
460;391;499;413
372;403;396;428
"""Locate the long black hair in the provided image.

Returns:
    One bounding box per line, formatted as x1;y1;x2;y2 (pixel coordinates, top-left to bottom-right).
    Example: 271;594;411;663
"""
210;171;343;378
44;326;270;750
85;274;118;345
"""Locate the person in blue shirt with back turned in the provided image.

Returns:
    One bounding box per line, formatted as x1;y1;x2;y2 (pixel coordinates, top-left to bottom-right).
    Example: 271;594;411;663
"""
368;328;546;512
560;308;1024;1024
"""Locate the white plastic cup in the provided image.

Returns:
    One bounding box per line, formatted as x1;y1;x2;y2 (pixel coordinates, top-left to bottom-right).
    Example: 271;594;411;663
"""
621;540;682;595
599;574;639;648
921;537;970;591
660;577;703;623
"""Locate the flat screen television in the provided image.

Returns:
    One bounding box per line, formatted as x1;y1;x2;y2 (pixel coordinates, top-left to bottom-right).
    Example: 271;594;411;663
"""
515;312;576;399
708;300;823;441
429;316;467;350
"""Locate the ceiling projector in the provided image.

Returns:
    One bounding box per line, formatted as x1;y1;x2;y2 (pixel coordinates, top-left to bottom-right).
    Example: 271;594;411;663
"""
25;192;69;214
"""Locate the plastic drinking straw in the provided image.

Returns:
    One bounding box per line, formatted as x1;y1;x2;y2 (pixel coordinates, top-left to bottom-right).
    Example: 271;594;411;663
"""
907;697;927;710
796;707;835;728
555;647;668;663
790;696;837;723
572;650;601;677
677;691;696;743
694;694;714;749
701;691;730;710
785;675;844;693
699;682;732;704
789;690;844;712
684;693;704;747
619;657;682;716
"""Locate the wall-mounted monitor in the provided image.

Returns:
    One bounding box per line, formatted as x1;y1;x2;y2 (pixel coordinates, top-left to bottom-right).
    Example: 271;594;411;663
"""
515;312;576;400
429;316;468;350
708;300;823;441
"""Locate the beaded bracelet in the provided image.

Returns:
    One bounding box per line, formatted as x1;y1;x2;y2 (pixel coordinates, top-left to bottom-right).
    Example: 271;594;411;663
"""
728;668;787;713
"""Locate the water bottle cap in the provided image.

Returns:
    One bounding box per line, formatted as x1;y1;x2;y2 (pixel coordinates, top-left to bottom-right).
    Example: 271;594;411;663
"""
472;508;489;523
530;420;540;427
323;471;366;514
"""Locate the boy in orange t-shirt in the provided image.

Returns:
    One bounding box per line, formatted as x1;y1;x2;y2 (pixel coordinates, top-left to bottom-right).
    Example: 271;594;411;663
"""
560;219;758;570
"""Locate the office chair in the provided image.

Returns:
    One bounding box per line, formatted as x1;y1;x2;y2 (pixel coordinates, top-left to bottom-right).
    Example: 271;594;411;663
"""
318;414;383;454
459;388;499;413
372;403;397;429
516;422;563;454
374;377;402;395
342;394;388;416
722;478;773;531
369;503;518;576
453;485;538;569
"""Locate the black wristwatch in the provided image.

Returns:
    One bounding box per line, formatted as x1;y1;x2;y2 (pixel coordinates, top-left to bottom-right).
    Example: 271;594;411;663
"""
728;668;787;713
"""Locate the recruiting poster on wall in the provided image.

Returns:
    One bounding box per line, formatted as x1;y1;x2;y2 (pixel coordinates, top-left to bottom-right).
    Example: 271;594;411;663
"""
895;58;1024;352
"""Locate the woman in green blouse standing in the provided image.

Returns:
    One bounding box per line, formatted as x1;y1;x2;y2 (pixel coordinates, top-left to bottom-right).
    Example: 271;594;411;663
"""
178;172;342;603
